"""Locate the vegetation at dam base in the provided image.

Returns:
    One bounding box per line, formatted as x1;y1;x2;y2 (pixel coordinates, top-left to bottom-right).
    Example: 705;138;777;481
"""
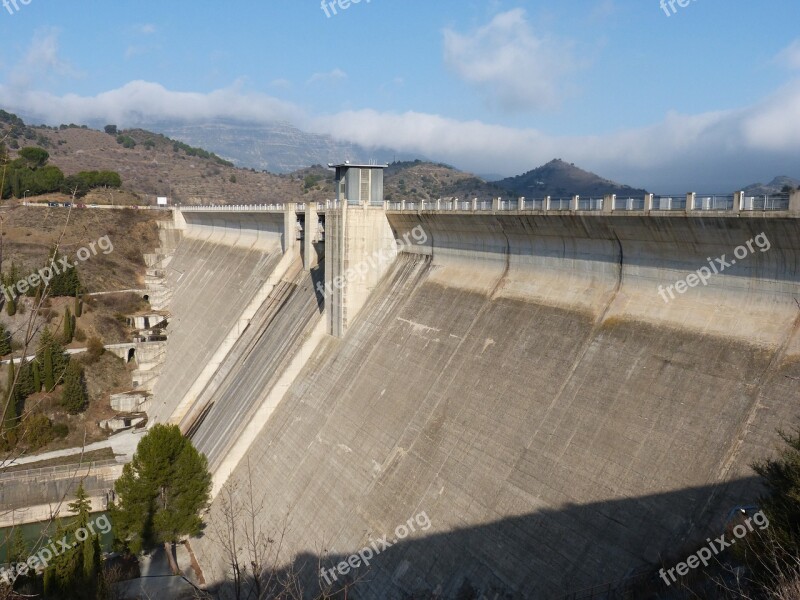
110;424;211;558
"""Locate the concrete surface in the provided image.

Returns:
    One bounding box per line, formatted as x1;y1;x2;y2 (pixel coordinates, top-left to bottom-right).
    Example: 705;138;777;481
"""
186;211;800;599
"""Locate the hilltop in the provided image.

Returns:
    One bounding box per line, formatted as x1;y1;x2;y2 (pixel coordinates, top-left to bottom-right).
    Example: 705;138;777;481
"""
741;175;800;196
495;159;649;198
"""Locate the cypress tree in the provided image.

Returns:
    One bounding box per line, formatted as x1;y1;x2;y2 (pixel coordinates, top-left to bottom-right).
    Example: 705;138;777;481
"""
5;294;15;317
61;361;87;414
37;327;68;389
63;307;73;343
74;294;83;318
32;360;41;392
3;360;18;447
43;346;54;392
0;322;11;356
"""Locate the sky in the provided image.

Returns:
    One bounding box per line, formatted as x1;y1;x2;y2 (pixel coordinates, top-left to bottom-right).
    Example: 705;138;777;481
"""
0;0;799;191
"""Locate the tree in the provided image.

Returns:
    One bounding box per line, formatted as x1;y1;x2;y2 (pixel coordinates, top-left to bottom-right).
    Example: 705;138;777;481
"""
5;294;15;317
42;484;102;600
2;360;18;448
37;327;69;389
60;361;87;414
111;424;211;557
43;346;54;392
104;124;117;135
0;322;12;356
74;294;83;318
63;307;73;343
18;146;49;169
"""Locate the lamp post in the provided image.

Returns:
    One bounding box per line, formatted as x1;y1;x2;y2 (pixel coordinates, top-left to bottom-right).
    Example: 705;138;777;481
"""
23;189;30;204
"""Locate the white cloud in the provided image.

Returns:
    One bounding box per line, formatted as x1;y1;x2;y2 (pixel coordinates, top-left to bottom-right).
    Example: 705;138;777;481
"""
776;39;800;70
442;9;578;112
314;80;800;190
306;68;347;86
136;24;157;35
9;28;82;88
1;74;799;191
0;80;302;127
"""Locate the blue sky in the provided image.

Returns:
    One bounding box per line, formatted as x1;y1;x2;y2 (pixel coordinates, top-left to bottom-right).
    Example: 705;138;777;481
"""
1;0;799;190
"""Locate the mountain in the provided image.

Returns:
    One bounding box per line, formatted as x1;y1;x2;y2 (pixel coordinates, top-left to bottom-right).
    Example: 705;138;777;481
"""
0;112;330;205
494;159;648;198
741;176;800;196
383;160;506;202
146;120;417;174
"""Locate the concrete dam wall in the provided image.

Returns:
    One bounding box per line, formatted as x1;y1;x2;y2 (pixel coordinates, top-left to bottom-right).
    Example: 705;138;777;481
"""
157;206;799;598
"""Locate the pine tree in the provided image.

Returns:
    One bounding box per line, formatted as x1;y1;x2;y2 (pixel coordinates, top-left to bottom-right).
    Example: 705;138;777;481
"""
111;424;211;555
16;359;35;399
61;361;87;414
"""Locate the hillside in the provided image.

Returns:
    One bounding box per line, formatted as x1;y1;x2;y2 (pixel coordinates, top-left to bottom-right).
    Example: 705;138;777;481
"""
383;160;506;202
0;113;332;205
741;175;800;196
495;158;648;198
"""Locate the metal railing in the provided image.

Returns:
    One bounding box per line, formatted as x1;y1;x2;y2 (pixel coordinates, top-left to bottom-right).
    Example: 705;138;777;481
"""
693;195;735;211
577;198;603;211
549;198;572;211
614;197;645;211
742;195;790;211
652;196;686;211
0;458;127;483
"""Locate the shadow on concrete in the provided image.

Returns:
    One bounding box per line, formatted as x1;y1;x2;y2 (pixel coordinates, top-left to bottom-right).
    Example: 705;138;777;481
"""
198;475;764;600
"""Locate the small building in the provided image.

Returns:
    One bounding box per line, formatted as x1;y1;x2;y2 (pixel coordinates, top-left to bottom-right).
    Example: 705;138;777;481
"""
156;196;169;206
328;162;388;206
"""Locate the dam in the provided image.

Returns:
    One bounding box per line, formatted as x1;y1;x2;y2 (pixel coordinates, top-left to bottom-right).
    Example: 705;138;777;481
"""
141;166;800;598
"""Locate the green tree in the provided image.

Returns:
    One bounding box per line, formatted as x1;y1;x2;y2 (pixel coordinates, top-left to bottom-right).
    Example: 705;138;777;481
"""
43;484;101;599
104;124;117;135
6;294;16;316
744;428;800;586
0;322;12;356
37;327;69;389
60;361;87;414
63;307;73;343
43;346;54;392
18;146;49;168
2;360;18;448
32;360;41;392
16;359;36;399
111;424;211;556
74;294;83;318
